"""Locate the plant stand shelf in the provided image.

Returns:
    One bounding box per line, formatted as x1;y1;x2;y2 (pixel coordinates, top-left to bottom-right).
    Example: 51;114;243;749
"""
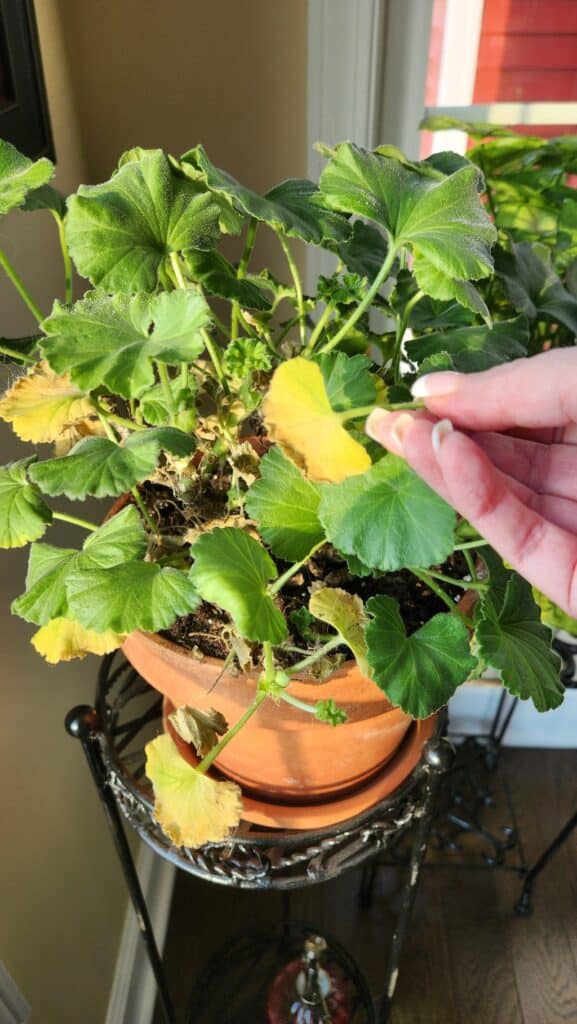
66;646;577;1023
66;652;453;1023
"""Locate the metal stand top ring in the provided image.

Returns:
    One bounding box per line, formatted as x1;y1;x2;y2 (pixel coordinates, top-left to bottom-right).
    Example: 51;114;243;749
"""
93;652;451;889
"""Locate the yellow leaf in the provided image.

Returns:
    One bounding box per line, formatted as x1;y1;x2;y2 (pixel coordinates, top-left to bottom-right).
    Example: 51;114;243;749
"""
262;357;371;482
0;362;97;443
53;416;107;456
169;705;228;757
31;617;124;663
145;734;243;848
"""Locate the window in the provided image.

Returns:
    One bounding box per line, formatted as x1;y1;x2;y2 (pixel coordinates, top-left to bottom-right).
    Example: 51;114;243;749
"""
0;0;53;160
423;0;577;154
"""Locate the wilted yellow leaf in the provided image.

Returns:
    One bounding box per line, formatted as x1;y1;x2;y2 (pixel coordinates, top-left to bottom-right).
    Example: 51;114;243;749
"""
309;587;369;673
169;705;228;757
145;734;243;848
31;617;124;663
262;358;371;482
0;362;97;443
53;416;107;456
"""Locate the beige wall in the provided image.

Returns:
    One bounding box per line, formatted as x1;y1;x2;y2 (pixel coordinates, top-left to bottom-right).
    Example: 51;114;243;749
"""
59;0;308;278
0;2;306;1021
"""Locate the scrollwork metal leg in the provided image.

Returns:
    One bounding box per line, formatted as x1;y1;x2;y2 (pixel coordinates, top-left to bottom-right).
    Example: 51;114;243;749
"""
378;738;454;1024
515;807;577;916
65;705;176;1024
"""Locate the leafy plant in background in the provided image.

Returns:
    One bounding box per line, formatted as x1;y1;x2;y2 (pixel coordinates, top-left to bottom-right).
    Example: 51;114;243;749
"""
0;126;570;844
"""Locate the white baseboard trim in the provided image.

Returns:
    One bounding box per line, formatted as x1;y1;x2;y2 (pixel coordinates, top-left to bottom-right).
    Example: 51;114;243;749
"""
449;684;577;748
105;842;176;1024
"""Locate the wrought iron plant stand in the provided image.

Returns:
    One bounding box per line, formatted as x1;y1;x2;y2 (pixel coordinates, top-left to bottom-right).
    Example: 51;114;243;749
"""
66;639;577;1023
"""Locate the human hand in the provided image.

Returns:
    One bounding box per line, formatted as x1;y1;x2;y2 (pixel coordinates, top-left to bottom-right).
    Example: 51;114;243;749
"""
365;349;577;616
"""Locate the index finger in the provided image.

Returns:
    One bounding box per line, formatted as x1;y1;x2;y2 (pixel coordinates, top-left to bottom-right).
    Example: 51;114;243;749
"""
412;349;577;433
436;427;577;616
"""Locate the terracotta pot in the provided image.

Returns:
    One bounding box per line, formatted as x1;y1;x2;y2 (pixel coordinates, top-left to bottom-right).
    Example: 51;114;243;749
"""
122;630;412;804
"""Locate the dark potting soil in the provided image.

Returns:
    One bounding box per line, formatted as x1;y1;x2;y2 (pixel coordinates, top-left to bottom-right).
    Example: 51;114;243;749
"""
138;481;467;664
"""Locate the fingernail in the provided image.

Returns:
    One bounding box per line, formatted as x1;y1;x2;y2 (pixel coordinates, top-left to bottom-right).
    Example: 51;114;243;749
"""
365;408;390;442
391;413;415;452
411;371;460;398
431;418;453;456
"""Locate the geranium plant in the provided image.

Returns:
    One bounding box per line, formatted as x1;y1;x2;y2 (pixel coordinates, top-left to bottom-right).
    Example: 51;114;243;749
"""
0;129;570;844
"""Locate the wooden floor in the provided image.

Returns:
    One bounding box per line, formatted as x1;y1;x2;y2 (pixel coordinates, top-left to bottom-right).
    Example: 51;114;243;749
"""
154;749;577;1023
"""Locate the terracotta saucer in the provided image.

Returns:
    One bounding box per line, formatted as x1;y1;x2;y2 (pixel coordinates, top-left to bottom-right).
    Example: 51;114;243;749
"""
164;700;437;831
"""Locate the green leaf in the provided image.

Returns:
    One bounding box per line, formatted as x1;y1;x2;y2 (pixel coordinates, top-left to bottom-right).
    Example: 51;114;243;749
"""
0;458;52;548
65;149;221;290
406;317;529;374
412;258;491;323
139;378;197;430
391;270;475;330
0;141;54;215
319;455;455;571
245;447;325;562
222;338;272;379
532;589;577;635
22;184;67;217
189;527;287;643
183;250;272;310
42;290;211;398
476;574;564;712
366;595;477;717
29;427;195;499
332;220;389;281
319;142;496;284
316;352;377;412
420;115;522;140
557;200;577;268
66;562;199;634
314;699;348;725
12;505;146;625
494;242;577;333
183;146;350;245
309;588;368;672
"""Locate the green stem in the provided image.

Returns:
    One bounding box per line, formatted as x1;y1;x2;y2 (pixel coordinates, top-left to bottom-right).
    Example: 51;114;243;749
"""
53;511;98;532
392;289;424;385
231;217;257;341
463;548;478;582
196;690;267;775
318;243;398;355
156;361;177;426
169;250;188;290
287;637;343;675
412;569;474;628
422;568;488;593
268;542;324;597
278;691;318;715
279;235;306;346
96;407;157;532
0;249;43;323
336;398;425;424
130;486;158;534
51;212;73;304
306;301;336;354
96;409;120;443
454;539;489;551
275;313;302;350
107;414;148;432
0;344;35;364
263;640;275;682
201;328;228;392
